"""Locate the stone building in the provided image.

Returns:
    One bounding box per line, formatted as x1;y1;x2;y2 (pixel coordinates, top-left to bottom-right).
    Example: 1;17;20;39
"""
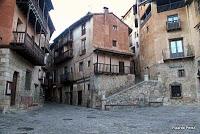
49;7;134;108
137;0;200;104
122;1;141;79
0;0;55;111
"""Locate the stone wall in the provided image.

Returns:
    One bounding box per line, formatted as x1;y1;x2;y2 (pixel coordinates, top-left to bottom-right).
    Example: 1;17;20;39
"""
91;74;135;107
0;49;43;111
105;80;164;109
145;59;198;104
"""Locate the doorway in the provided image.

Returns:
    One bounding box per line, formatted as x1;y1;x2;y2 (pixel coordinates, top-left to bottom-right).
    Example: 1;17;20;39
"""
59;88;62;103
70;85;73;105
119;61;125;74
78;91;82;105
11;72;18;106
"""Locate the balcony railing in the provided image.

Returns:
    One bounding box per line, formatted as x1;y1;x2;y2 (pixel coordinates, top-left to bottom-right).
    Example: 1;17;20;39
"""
10;31;45;65
157;0;185;13
94;63;134;75
162;46;195;61
166;20;181;31
54;49;73;64
54;39;73;50
60;73;74;84
16;0;48;33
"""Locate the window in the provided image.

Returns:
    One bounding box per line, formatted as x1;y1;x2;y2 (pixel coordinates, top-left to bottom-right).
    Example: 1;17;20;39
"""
88;60;91;67
87;84;90;91
169;38;184;58
79;62;83;72
64;66;68;74
81;23;86;35
80;38;86;55
171;84;182;98
113;25;117;31
167;14;179;23
135;19;138;28
25;70;32;90
132;46;136;53
146;26;149;33
178;69;185;77
198;0;200;14
81;38;86;49
71;67;73;73
136;42;139;48
112;40;117;47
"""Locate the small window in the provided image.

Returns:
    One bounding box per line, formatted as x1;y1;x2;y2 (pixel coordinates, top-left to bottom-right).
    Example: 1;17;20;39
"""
132;46;136;53
167;14;179;22
25;70;32;90
88;60;91;67
88;84;90;91
135;18;138;28
81;23;86;35
136;42;139;48
79;62;83;72
171;85;182;98
112;40;117;47
64;66;68;74
146;26;149;33
178;69;185;77
81;38;86;50
113;25;117;31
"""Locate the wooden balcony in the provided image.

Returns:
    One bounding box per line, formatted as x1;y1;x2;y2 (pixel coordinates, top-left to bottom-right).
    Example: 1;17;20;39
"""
54;49;73;64
10;31;45;65
94;63;134;75
60;73;74;84
16;0;48;33
162;46;195;62
166;20;181;32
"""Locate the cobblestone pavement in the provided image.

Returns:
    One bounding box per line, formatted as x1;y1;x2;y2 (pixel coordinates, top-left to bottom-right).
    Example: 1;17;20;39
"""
0;104;200;134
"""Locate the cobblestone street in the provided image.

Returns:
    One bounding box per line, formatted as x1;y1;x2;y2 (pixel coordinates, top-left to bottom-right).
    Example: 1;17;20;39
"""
0;104;200;134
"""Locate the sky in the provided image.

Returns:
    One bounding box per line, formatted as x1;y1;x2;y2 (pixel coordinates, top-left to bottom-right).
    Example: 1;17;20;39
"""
49;0;134;42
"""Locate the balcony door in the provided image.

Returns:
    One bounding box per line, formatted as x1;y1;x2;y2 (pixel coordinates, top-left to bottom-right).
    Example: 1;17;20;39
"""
169;39;184;58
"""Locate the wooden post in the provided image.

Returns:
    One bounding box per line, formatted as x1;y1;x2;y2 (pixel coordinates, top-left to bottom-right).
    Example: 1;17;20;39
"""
25;6;31;40
110;54;111;73
96;51;99;72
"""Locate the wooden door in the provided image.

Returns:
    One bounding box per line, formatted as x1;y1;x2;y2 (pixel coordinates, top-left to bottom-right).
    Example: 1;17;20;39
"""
11;72;18;106
119;61;125;74
70;85;73;105
78;91;82;105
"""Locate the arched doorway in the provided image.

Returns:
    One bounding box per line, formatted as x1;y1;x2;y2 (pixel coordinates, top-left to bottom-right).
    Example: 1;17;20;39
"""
10;71;18;106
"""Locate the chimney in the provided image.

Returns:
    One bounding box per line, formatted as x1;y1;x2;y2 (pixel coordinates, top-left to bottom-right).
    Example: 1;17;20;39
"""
103;7;109;14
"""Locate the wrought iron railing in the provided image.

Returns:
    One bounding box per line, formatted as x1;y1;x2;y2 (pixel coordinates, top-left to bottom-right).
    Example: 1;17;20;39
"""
166;20;181;31
162;45;194;61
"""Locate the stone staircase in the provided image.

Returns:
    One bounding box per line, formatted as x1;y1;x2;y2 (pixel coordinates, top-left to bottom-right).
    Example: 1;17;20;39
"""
104;80;165;110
